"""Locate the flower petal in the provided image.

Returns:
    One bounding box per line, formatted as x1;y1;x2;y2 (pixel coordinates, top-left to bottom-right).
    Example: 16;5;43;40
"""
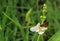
42;27;48;31
38;31;44;35
36;23;40;27
34;23;40;32
30;23;41;32
36;30;39;32
30;27;37;32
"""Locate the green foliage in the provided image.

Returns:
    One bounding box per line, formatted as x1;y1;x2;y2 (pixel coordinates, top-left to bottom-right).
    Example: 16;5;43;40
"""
0;0;60;41
48;31;60;41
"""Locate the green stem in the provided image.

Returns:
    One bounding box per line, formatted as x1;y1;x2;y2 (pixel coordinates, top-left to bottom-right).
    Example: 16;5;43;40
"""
37;35;40;41
37;35;44;41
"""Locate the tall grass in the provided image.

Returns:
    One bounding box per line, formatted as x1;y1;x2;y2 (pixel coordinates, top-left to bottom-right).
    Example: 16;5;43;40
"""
0;0;60;41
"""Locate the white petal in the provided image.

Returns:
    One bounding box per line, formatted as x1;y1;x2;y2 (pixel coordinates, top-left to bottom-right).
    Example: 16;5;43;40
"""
36;23;40;27
42;27;46;30
35;23;40;32
42;27;47;31
30;23;40;32
38;32;44;35
30;27;37;32
36;30;39;32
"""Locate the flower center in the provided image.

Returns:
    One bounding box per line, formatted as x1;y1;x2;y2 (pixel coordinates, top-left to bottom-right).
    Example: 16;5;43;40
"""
39;27;42;32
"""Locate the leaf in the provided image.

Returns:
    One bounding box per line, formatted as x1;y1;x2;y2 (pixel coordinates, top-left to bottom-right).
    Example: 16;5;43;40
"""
26;8;32;24
48;31;60;41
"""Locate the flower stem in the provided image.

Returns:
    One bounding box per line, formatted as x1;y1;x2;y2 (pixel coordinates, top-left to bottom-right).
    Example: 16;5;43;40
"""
37;35;40;41
37;35;44;41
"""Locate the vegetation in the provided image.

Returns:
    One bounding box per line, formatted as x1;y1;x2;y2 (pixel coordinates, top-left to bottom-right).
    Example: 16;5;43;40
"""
0;0;60;41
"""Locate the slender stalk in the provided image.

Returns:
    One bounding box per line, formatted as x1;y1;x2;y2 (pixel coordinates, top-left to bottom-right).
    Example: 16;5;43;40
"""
37;35;44;41
37;35;40;41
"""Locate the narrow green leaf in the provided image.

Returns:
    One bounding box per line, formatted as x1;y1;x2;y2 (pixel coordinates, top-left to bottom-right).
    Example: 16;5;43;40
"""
48;31;60;41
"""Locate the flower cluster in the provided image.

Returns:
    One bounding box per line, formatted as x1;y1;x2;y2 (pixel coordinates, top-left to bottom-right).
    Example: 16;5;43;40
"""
42;4;47;13
40;15;46;24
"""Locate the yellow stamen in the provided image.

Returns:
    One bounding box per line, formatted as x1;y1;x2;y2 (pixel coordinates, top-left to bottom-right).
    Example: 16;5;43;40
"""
39;27;42;32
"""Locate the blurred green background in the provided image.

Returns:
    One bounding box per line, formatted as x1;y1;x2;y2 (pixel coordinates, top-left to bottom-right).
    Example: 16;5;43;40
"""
0;0;60;41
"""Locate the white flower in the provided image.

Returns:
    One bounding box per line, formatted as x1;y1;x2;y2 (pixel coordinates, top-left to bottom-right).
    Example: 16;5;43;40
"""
30;23;47;35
